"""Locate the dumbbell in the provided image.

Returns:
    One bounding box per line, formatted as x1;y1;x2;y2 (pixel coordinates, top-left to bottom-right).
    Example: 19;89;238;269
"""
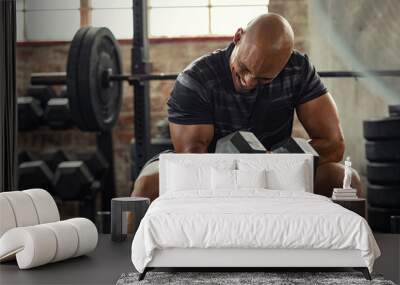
18;86;58;131
44;87;73;130
75;151;109;180
215;131;319;167
17;97;44;131
17;150;71;193
44;98;73;130
26;85;57;111
42;150;72;173
53;151;108;201
18;150;38;165
53;161;97;201
18;161;54;192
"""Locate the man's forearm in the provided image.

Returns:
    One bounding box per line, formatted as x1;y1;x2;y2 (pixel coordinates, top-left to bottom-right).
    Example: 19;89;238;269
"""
310;137;345;165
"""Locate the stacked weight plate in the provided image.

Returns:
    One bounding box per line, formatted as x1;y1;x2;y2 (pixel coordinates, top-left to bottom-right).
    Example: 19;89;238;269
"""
364;105;400;233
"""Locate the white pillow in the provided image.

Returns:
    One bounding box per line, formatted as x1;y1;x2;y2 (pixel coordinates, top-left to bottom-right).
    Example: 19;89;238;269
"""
167;160;235;192
167;162;209;191
238;158;309;192
211;168;267;191
211;168;236;190
266;166;307;191
237;169;267;189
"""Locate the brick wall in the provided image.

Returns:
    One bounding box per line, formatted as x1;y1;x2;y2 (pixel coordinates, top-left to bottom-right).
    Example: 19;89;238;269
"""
17;0;310;197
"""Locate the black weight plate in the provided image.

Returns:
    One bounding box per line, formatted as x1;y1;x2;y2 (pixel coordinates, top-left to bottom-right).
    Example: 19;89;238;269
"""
363;117;400;140
367;205;400;233
78;27;123;132
367;162;400;184
389;105;400;117
67;26;91;131
367;183;400;209
365;140;400;162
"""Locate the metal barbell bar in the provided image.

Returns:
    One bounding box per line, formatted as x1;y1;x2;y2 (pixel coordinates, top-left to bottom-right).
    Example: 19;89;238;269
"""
31;70;400;87
31;72;179;86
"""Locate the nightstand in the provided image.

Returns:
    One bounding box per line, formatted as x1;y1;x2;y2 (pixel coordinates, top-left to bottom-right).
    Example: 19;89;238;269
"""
111;197;150;242
331;198;366;218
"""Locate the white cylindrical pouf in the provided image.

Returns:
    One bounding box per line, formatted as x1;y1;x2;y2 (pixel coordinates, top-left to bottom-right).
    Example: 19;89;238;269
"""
0;196;17;237
42;221;79;262
1;191;39;227
65;218;98;257
0;226;57;269
23;189;60;224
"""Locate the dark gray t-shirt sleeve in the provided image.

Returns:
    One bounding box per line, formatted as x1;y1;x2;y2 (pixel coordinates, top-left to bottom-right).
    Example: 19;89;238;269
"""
295;54;328;105
167;72;214;125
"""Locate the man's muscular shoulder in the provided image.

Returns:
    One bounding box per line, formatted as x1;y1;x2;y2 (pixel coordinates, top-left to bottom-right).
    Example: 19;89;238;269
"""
178;47;228;87
282;49;313;75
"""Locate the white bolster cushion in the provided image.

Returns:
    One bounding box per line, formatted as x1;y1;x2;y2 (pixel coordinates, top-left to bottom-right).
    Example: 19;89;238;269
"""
0;196;17;237
65;218;98;257
0;191;39;227
42;221;79;262
0;226;57;269
23;189;60;224
0;218;98;269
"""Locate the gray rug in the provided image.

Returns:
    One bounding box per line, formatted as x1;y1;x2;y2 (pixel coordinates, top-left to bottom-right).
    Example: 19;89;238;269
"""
117;271;396;285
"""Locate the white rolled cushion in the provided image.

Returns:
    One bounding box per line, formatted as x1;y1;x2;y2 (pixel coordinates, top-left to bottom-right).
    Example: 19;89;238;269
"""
0;226;57;269
65;218;98;257
0;196;17;237
236;169;267;189
23;189;60;224
211;168;236;190
1;191;39;227
0;218;97;269
42;221;79;262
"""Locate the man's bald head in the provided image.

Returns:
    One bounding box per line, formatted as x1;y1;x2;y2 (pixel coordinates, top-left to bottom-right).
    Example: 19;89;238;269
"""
230;13;294;93
243;13;294;55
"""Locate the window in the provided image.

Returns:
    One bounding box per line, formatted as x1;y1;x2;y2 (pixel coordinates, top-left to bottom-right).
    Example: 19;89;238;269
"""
91;0;133;39
16;0;269;42
149;0;269;37
17;0;80;41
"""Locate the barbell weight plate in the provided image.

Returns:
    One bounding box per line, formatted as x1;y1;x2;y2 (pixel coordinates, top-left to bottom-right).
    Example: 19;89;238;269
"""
363;117;400;140
367;162;400;184
367;183;400;209
67;26;91;131
78;27;123;132
365;140;400;162
389;105;400;117
367;205;400;233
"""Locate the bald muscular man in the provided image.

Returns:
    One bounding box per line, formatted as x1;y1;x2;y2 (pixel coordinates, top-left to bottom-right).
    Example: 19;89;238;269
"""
131;13;362;202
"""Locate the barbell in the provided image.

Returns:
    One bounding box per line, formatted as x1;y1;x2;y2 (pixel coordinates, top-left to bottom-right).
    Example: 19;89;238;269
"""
30;26;178;132
30;26;400;132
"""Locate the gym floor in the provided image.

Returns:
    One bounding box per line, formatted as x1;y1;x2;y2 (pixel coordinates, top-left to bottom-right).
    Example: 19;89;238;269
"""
1;0;400;284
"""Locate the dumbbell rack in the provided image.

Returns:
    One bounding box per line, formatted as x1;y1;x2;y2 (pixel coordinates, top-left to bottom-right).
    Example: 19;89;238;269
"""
18;119;116;220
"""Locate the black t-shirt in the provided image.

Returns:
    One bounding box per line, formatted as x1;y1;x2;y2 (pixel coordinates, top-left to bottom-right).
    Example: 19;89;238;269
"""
167;43;328;152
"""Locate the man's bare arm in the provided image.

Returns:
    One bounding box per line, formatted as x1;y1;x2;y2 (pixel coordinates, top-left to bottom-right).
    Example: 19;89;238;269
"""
169;123;214;153
296;93;345;164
